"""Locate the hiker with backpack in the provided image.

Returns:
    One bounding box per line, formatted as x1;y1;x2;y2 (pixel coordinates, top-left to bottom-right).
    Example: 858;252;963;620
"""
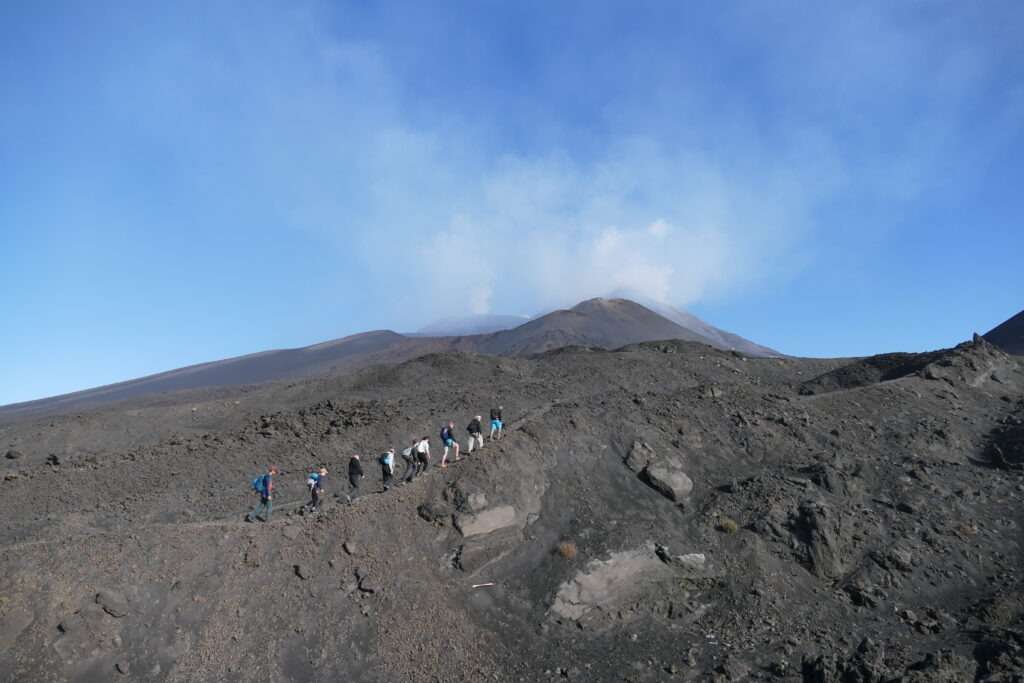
466;415;484;454
490;406;504;440
379;448;395;491
440;421;459;468
415;436;431;476
247;466;278;522
348;454;364;501
304;466;328;514
401;439;419;483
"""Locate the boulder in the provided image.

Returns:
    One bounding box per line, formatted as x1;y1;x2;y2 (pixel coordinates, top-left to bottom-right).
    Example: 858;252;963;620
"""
417;501;453;523
625;441;656;473
642;463;694;501
4;449;22;460
676;553;706;571
454;506;517;538
788;500;848;580
465;492;488;512
95;590;129;618
550;545;676;621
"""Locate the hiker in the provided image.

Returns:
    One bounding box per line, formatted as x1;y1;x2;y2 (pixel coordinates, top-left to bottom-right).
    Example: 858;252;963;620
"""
379;448;395;491
305;466;328;513
415;436;431;476
440;421;459;467
348;454;364;501
466;415;484;453
401;439;419;483
247;466;278;522
489;405;504;440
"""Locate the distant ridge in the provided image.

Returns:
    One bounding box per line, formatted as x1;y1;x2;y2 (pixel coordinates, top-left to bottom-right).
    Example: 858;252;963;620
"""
415;314;530;337
985;310;1024;355
0;298;776;420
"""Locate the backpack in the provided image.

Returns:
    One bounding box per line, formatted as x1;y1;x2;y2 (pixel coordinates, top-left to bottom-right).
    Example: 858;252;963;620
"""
251;475;266;495
378;453;388;465
440;427;450;441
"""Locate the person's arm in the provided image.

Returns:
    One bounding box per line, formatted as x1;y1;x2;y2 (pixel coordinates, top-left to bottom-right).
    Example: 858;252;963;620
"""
266;476;273;499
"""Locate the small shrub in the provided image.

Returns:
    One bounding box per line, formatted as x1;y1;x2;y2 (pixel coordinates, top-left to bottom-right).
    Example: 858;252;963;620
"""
556;541;578;560
717;517;739;534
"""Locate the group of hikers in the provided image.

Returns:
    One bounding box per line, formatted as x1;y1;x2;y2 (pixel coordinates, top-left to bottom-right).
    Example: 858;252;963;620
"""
246;406;505;522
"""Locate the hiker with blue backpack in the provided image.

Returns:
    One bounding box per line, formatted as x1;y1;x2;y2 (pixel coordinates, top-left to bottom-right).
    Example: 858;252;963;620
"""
379;448;395;491
440;421;459;468
247;466;278;522
489;406;504;441
304;466;328;514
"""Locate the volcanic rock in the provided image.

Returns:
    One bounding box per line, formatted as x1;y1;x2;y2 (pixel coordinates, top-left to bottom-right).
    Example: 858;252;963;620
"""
454;506;517;537
95;590;129;618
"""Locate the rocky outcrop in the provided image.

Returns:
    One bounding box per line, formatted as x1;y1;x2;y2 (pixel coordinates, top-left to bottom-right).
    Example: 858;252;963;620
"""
625;441;694;502
550;544;676;622
454;505;517;537
642;462;693;501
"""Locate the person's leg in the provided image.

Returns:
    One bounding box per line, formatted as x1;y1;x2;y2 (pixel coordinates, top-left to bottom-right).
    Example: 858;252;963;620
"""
476;434;484;451
454;441;461;461
467;436;475;454
264;497;272;521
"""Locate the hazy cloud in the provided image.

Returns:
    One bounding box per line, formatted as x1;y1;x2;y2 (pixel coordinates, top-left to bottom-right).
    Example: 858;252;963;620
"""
93;1;1022;323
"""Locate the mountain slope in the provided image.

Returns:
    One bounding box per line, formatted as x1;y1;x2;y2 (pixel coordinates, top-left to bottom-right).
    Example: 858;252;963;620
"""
0;298;776;420
475;298;711;354
641;301;781;357
0;340;1020;681
415;314;530;336
985;309;1024;355
0;331;416;419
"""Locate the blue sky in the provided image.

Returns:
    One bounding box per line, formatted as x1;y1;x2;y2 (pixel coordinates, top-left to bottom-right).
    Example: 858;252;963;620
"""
1;1;1022;406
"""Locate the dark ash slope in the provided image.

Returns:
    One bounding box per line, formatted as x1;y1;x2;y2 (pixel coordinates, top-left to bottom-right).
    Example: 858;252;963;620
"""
0;337;1022;682
986;309;1024;355
0;298;775;422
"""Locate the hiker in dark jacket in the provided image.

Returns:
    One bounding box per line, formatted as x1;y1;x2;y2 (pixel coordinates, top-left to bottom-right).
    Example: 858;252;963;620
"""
247;466;278;522
401;439;419;483
489;406;504;440
467;415;484;453
380;448;395;491
348;454;364;501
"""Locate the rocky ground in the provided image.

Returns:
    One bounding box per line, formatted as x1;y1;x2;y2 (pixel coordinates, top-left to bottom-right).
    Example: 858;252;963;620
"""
1;338;1022;682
